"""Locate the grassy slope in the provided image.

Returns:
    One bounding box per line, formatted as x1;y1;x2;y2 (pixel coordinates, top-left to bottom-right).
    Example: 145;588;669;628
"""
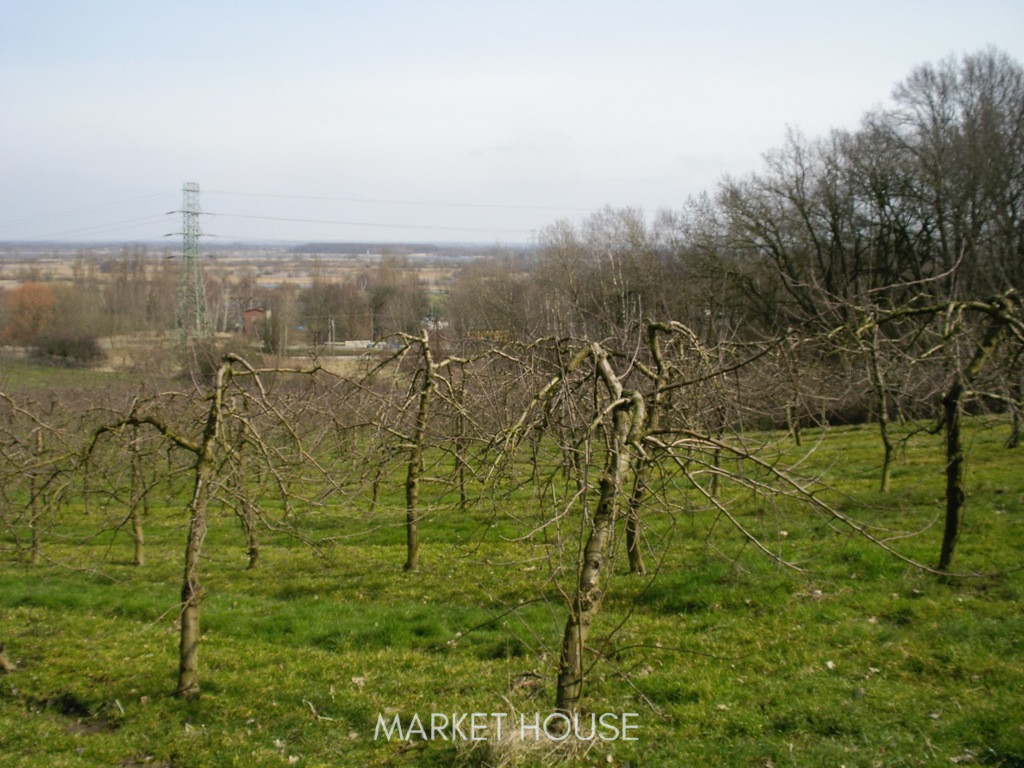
1;421;1022;767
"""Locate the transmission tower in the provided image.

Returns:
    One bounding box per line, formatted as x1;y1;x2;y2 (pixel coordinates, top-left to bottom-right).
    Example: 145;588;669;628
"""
175;182;210;340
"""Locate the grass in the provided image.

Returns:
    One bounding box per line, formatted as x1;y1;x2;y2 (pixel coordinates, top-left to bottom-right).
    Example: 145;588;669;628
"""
0;354;140;395
1;418;1023;766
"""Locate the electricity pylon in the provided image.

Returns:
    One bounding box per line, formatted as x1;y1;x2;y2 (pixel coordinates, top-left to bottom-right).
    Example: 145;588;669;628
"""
175;182;210;340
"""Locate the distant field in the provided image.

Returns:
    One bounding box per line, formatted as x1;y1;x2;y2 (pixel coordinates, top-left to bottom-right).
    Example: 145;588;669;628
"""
0;355;142;394
1;419;1022;767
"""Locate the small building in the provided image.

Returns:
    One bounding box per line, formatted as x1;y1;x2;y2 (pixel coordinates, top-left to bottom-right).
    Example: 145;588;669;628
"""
242;307;269;337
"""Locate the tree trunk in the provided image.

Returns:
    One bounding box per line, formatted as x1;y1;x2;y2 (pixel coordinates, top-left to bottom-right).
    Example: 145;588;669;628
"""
243;504;259;571
625;471;647;576
29;501;41;565
1008;379;1022;449
529;425;541;483
556;348;643;715
176;363;227;699
131;507;145;567
939;382;965;571
405;447;422;572
938;309;1007;571
785;403;801;446
176;471;210;699
130;427;146;566
235;479;259;570
404;331;434;572
370;467;382;513
622;322;671;575
880;433;894;495
867;325;895;493
29;429;43;565
454;376;468;515
235;443;259;570
710;443;722;498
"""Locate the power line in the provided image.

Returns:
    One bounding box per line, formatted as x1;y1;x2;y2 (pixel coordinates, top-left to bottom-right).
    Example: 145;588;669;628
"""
206;211;534;236
16;214;172;241
0;193;171;230
6;184;598;242
204;188;597;214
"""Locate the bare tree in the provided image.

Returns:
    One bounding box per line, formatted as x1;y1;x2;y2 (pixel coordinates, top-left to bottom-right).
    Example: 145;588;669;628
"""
0;392;77;566
486;319;971;719
848;291;1024;569
937;293;1023;570
360;331;470;572
83;354;324;698
554;343;645;714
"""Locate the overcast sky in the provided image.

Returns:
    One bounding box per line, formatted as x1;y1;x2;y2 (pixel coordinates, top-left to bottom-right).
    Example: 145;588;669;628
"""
2;0;1022;245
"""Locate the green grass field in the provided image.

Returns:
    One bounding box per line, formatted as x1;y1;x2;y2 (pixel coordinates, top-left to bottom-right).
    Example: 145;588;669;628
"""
1;419;1022;767
0;356;142;398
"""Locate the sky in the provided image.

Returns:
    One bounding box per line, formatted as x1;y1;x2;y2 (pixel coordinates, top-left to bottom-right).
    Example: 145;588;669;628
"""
1;0;1023;246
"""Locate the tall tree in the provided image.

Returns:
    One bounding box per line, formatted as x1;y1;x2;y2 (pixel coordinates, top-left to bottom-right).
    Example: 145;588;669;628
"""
1;282;55;345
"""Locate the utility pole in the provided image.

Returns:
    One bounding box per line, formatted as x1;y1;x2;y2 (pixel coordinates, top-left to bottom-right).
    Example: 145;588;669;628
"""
176;182;210;340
